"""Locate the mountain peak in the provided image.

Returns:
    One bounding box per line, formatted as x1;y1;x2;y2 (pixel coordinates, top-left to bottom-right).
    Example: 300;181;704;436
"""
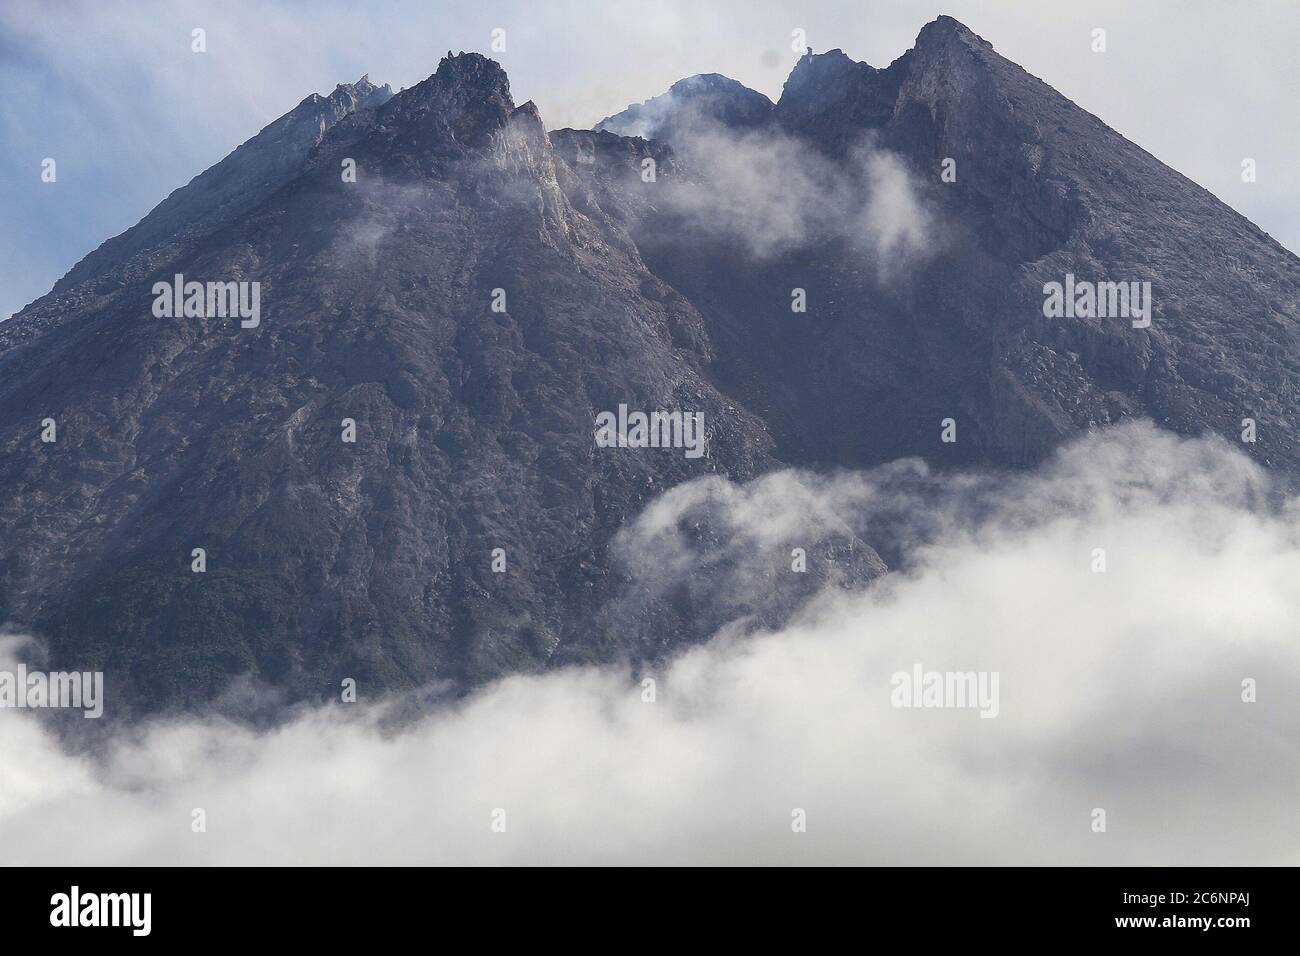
916;15;989;44
778;16;994;111
433;51;512;97
780;46;875;100
908;15;998;69
330;74;393;111
366;52;516;153
397;51;515;115
596;72;772;141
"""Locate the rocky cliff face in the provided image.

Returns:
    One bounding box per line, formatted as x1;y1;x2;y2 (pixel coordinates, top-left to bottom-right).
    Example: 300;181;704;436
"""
2;19;1296;712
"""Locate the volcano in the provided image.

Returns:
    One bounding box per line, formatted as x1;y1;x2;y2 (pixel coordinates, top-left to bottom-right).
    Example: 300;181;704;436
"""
2;17;1296;712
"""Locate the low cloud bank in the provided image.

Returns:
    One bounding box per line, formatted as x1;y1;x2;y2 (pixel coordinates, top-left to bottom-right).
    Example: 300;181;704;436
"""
2;422;1297;864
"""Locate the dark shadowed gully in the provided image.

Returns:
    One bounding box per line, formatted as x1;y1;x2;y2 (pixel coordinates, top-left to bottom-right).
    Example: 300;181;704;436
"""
1;17;1296;714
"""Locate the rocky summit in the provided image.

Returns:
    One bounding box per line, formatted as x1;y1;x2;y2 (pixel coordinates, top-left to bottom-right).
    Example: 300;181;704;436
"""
1;17;1297;713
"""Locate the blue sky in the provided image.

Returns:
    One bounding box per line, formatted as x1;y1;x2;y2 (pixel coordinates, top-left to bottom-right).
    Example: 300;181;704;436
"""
3;0;1297;320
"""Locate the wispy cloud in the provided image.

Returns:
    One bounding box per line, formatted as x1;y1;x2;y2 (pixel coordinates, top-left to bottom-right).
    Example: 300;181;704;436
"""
646;115;935;273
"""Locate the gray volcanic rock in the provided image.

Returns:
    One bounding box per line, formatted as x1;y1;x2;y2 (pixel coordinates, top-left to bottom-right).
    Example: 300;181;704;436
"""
625;16;1300;473
547;129;679;244
0;54;791;709
2;19;1298;712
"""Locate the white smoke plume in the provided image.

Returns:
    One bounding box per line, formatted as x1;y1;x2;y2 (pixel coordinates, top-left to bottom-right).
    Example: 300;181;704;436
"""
658;119;936;273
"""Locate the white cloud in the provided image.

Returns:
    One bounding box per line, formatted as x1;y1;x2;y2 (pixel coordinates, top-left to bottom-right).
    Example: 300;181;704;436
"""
650;117;935;271
2;422;1297;864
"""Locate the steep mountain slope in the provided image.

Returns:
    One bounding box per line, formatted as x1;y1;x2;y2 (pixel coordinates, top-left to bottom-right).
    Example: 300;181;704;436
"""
0;54;860;709
2;18;1297;712
0;77;393;354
